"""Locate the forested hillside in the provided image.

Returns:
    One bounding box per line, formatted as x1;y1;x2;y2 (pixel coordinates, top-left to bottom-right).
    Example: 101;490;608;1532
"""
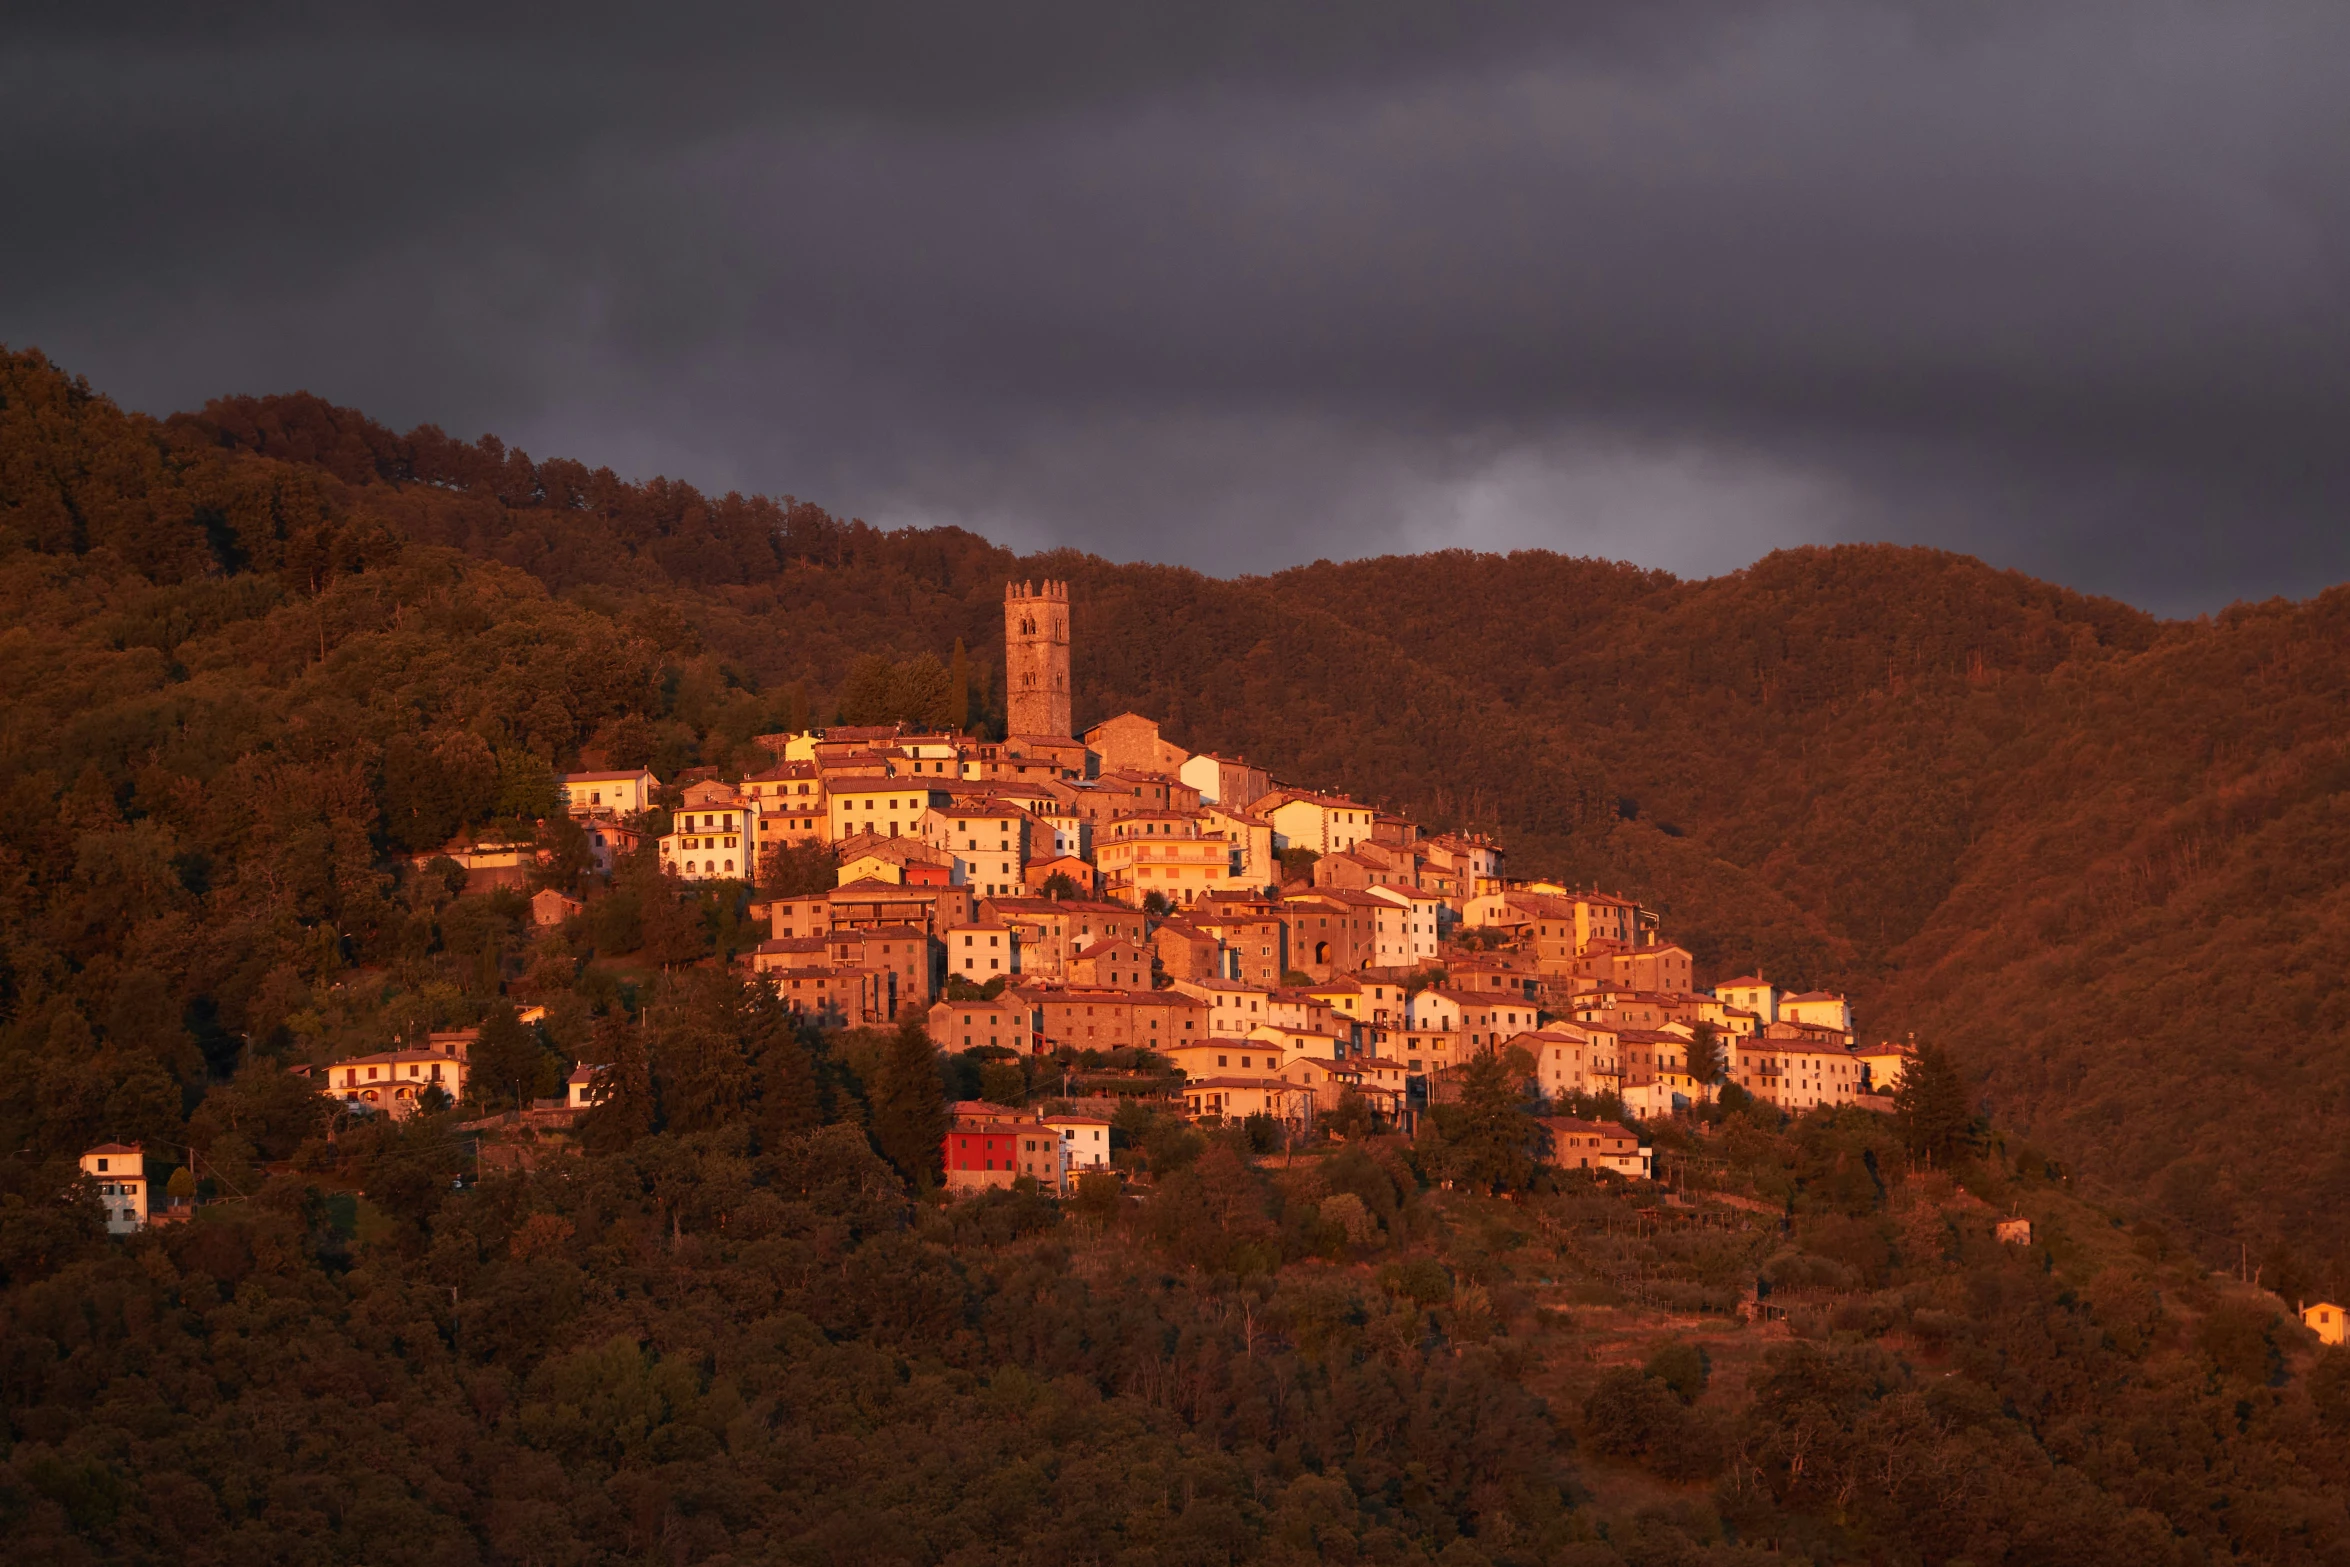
3;343;2346;1300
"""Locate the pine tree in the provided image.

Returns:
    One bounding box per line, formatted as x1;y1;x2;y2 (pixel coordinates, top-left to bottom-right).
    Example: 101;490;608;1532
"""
1894;1042;1975;1165
868;1015;948;1191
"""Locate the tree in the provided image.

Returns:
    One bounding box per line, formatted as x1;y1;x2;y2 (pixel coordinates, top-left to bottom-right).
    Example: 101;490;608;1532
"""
578;1016;655;1153
494;747;559;821
653;971;757;1133
1644;1340;1710;1403
638;876;712;968
473;1004;554;1111
1894;1043;1975;1165
1687;1021;1724;1086
747;975;821;1142
1435;1050;1539;1193
757;840;838;896
868;1016;948;1191
532;813;595;889
1041;871;1078;900
979;1059;1027;1106
839;653;954;728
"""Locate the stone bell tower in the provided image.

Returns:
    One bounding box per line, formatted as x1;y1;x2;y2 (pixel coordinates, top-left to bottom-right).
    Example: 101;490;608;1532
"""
1004;579;1071;738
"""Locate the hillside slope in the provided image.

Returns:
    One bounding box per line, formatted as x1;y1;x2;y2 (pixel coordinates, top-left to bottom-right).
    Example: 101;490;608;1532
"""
3;346;2346;1290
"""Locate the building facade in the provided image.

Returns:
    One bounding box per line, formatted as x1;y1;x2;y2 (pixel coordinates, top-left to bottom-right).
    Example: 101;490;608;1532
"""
82;1143;148;1233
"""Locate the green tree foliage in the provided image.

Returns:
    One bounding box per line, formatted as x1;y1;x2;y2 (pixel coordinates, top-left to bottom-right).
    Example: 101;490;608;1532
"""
648;972;756;1132
756;839;837;895
977;1058;1026;1106
577;1016;655;1154
1643;1339;1710;1403
471;1003;557;1111
1427;1050;1540;1193
1895;1042;1976;1165
867;1015;948;1190
838;652;954;728
1580;1367;1722;1480
1686;1020;1723;1085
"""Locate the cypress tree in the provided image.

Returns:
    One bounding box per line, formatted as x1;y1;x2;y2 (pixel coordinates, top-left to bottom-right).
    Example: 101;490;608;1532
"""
950;638;970;730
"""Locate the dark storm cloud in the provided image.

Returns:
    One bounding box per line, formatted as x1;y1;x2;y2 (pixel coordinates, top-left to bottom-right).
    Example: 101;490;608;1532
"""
5;1;2347;613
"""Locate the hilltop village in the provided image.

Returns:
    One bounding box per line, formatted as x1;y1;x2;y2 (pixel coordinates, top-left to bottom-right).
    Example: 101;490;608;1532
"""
187;579;1922;1213
455;580;1901;1185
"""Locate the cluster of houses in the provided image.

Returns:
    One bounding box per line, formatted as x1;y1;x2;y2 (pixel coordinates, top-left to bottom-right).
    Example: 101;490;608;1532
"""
530;582;1945;1183
310;580;1925;1182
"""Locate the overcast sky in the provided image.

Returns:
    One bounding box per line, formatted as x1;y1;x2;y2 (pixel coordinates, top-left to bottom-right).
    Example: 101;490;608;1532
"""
7;2;2347;614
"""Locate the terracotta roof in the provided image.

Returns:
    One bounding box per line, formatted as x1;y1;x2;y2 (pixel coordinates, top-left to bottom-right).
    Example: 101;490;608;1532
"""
84;1141;142;1155
1747;1038;1859;1058
330;1049;463;1067
829;775;951;795
830;878;946;897
1538;1117;1640;1142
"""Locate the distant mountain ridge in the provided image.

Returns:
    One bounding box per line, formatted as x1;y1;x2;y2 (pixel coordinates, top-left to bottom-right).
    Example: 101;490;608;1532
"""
4;344;2346;1292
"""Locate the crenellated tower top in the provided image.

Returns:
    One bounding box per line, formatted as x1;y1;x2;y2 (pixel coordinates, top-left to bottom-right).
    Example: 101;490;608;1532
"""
1005;579;1069;602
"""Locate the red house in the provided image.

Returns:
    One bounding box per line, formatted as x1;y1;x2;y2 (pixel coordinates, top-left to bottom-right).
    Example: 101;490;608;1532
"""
943;1101;1064;1192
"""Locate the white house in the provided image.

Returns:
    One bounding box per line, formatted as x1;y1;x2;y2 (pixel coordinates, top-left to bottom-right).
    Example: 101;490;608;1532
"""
1713;975;1778;1025
945;921;1021;978
1172;977;1275;1037
918;801;1031;897
1043;1112;1114;1180
1261;791;1376;857
660;779;754;882
1506;1026;1605;1101
567;1064;607;1110
324;1049;469;1117
560;769;658;817
81;1144;148;1233
1780;990;1854;1041
1364;884;1447;964
1406;988;1463;1033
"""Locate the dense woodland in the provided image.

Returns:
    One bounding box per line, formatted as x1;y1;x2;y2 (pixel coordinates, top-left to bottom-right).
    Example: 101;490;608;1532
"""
3;346;2349;1560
